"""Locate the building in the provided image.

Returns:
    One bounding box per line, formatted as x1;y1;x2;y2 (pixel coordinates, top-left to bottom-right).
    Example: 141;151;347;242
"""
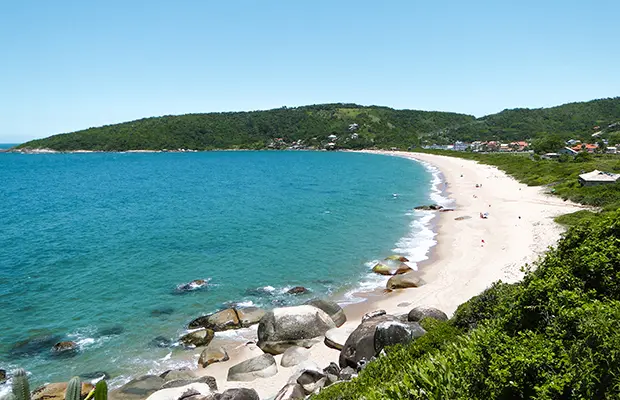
572;143;598;153
606;147;618;154
453;141;469;151
578;170;620;186
558;147;579;156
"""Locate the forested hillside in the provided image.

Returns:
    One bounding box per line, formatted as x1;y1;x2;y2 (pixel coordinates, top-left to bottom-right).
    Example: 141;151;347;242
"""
426;97;620;144
15;97;620;151
15;104;474;151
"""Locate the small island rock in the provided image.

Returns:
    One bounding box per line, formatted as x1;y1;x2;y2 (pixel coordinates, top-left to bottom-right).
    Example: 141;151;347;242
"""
51;341;78;353
287;286;309;295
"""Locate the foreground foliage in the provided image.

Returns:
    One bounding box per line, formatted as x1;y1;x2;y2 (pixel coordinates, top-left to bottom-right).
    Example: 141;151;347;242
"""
314;212;620;399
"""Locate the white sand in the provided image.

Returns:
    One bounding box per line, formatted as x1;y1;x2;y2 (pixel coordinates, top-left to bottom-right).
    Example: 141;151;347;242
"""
193;150;585;399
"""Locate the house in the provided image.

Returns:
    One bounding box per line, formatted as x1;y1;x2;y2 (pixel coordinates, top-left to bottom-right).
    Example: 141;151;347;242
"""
541;153;560;160
566;139;581;146
606;147;618;154
558;147;579;156
578;170;620;186
327;134;338;141
350;133;359;139
572;143;598;153
348;123;359;131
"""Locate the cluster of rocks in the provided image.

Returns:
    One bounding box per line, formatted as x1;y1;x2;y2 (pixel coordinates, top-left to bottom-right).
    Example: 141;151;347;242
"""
414;204;454;212
371;256;424;291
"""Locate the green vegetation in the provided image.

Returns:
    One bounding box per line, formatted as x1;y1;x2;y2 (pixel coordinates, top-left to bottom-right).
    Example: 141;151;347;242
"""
6;372;106;400
15;104;474;151
15;97;620;151
314;212;620;399
428;97;620;144
10;369;30;400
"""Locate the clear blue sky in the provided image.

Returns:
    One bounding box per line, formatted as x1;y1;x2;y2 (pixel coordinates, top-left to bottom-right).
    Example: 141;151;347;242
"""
1;0;619;142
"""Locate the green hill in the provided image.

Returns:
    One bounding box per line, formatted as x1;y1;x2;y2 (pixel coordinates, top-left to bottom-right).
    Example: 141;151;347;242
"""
15;104;475;151
426;96;620;144
15;97;620;151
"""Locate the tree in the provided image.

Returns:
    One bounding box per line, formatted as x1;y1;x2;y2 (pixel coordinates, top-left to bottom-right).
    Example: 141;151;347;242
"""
531;134;565;154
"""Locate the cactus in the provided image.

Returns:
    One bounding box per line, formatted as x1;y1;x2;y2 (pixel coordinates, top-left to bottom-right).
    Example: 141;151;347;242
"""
11;369;31;400
93;381;107;400
64;377;81;400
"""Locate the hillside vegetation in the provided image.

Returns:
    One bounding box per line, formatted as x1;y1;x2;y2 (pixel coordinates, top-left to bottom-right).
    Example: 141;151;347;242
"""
15;97;620;151
15;104;474;151
313;211;620;399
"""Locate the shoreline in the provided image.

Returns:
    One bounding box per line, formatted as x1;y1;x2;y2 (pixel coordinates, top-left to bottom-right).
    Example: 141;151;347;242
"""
182;150;584;399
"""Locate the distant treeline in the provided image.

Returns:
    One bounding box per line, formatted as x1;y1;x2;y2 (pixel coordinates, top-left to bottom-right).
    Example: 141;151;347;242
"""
16;97;620;151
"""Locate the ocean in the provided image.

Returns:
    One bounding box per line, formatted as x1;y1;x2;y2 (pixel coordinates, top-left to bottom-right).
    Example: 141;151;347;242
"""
0;150;445;391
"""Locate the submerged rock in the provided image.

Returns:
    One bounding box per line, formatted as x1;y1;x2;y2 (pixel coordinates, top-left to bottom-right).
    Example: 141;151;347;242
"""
176;279;209;293
51;341;78;354
98;326;125;336
150;307;175;317
227;354;277;382
10;334;63;358
287;286;309;295
150;336;174;348
257;305;336;354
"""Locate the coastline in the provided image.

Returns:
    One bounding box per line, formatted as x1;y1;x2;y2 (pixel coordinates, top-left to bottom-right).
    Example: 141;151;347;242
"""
181;150;584;399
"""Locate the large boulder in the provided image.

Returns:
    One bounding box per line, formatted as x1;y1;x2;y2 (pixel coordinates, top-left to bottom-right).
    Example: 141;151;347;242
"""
235;307;266;328
386;272;422;289
188;309;240;332
257;305;336;354
289;369;328;395
324;325;356;351
198;346;229;368
338;314;398;368
179;329;214;347
304;299;346;327
227;354;278;382
111;375;165;400
407;307;448;322
145;383;213;400
371;263;392;275
280;346;310;367
374;320;426;352
218;388;260;400
274;383;305;400
32;382;94;400
161;377;216;391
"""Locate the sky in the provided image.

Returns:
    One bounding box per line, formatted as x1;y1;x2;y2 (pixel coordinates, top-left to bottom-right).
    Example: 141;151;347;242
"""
1;1;619;142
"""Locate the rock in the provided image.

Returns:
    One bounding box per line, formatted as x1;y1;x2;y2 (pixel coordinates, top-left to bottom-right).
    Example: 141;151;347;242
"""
371;263;392;275
160;368;194;381
274;383;305;400
176;279;209;293
280;346;310;367
323;362;341;384
150;336;174;348
227;354;277;382
0;369;6;384
180;329;214;347
32;382;94;400
10;334;63;358
235;307;266;328
374;320;426;352
145;383;213;400
397;302;411;308
386;272;422;289
414;204;443;211
304;299;346;327
161;377;217;392
218;388;259;400
151;307;175;317
51;341;78;353
98;326;125;336
198;347;229;368
407;307;449;322
338;366;357;381
257;305;336;355
385;255;409;262
362;310;386;322
79;371;111;381
394;263;413;275
294;369;328;395
286;286;309;295
111;375;165;400
188;309;240;332
339;314;400;368
324;326;356;351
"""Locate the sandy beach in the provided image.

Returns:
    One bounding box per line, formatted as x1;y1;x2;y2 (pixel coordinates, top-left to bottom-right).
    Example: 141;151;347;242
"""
189;150;585;399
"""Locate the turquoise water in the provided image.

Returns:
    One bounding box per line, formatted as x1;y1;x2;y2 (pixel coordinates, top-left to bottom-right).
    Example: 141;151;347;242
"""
0;151;437;389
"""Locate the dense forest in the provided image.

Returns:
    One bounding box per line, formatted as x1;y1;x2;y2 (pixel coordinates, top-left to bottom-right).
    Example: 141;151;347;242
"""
14;97;620;151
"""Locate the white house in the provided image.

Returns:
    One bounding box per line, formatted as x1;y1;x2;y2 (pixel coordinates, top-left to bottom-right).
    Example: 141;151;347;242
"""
578;170;620;186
